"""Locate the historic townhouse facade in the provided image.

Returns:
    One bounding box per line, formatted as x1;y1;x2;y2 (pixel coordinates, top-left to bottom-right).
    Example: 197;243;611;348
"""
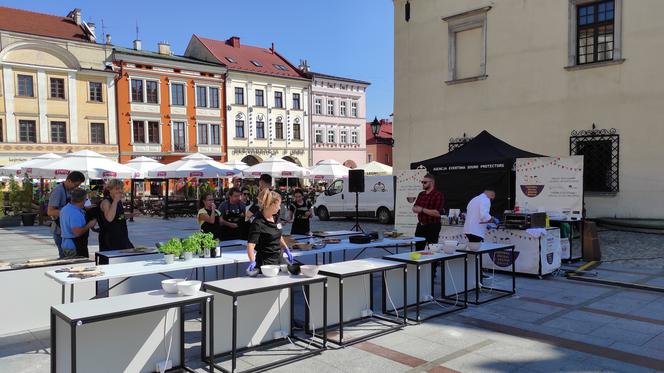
0;7;117;165
307;71;369;168
185;36;310;166
112;42;226;163
394;0;664;218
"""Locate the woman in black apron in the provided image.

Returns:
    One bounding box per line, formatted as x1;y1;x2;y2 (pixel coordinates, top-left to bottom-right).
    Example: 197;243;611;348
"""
197;193;222;240
246;190;293;272
288;189;313;235
219;188;246;241
99;179;134;251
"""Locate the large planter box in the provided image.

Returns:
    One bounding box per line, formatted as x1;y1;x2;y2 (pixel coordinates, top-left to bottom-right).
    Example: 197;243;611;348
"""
21;212;37;226
0;215;22;228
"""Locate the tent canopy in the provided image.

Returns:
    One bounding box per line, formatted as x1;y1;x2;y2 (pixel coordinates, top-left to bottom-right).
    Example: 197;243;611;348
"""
241;156;310;178
0;153;62;177
126;156;162;179
359;161;393;176
307;159;350;180
30;150;139;179
148;153;239;179
411;131;541;214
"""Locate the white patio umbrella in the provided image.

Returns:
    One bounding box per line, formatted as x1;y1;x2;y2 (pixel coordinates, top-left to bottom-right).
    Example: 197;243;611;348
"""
0;153;62;177
307;159;351;181
223;160;249;171
359;161;393;176
29;150;139;179
126;156;163;179
241;156;311;178
147;153;239;179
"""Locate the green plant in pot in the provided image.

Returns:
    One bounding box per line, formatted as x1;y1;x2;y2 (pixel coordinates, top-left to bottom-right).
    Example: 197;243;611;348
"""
20;174;37;226
159;238;182;264
181;237;200;261
190;232;217;258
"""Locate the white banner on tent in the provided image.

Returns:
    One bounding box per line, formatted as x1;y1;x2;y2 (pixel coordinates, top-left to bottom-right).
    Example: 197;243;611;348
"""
394;169;428;235
515;156;584;220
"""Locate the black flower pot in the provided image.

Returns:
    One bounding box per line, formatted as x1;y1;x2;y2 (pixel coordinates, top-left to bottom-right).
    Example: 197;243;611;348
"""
21;213;37;226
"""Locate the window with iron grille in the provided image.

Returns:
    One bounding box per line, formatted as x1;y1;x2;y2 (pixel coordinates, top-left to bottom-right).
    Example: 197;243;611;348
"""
131;80;143;102
211;124;220;145
256;120;265;139
50;121;66;143
292;93;301;110
235;87;244;105
146;81;159;104
50;78;65;99
275;121;284;139
172;122;186;151
90;122;105;144
448;135;474;151
17;75;34;97
171;83;185;106
89;82;103;102
274;92;283;108
235;120;245;138
198;123;209;144
293;122;301;140
147;121;160;143
132;120;145;143
570;128;619;193
19;120;37;143
577;1;615;65
255;89;265;106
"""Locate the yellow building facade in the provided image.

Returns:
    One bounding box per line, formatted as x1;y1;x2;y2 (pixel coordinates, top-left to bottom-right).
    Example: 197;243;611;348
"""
0;7;117;165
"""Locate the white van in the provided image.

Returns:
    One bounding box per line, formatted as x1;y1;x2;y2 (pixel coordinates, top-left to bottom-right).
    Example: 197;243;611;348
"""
314;176;394;224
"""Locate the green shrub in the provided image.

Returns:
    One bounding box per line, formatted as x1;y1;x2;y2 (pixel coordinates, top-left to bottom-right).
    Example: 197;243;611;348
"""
159;238;182;256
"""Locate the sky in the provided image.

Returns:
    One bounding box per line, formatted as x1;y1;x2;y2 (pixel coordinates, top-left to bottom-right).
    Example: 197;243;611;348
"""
8;0;394;121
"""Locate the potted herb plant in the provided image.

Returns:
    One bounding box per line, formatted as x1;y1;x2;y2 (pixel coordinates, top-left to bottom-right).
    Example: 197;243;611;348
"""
0;177;23;227
159;238;182;264
181;237;200;261
190;232;217;258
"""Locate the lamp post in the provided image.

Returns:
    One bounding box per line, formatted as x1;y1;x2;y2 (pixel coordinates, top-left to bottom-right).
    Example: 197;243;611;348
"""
370;117;381;138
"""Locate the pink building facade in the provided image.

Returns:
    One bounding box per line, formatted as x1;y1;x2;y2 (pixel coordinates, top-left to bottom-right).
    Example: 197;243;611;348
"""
307;72;370;168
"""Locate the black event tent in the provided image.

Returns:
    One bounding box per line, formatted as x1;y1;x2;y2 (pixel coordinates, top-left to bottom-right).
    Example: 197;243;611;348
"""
410;130;541;216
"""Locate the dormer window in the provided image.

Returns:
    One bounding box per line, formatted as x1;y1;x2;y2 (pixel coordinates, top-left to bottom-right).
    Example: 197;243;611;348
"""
273;64;288;71
225;56;237;63
251;60;262;67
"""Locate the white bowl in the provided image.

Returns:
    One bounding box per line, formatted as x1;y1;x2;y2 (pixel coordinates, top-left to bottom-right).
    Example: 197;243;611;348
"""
300;265;319;278
161;278;186;294
177;280;201;296
428;243;443;252
443;245;456;254
261;265;280;277
467;242;482;251
444;240;459;246
280;264;288;273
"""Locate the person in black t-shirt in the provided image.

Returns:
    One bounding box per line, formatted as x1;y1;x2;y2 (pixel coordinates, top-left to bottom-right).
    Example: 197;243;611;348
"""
246;190;293;273
246;173;272;221
219;187;246;241
288;189;313;235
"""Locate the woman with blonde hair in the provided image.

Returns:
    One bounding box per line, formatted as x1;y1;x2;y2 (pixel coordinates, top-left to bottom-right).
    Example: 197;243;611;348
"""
98;179;134;251
246;189;294;273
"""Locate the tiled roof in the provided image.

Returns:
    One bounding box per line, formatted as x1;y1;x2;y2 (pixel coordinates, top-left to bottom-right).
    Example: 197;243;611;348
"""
194;35;307;79
309;71;370;85
113;47;224;68
366;120;393;140
0;6;92;42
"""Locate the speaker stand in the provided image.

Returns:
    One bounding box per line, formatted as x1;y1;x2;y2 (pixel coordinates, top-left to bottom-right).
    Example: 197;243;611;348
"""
350;192;364;232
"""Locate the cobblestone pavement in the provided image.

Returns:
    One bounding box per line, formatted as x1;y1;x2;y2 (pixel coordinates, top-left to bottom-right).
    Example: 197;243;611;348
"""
597;229;664;269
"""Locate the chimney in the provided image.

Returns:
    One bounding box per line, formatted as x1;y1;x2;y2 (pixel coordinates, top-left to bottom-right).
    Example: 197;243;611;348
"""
87;22;96;37
105;34;112;45
158;41;171;55
133;39;142;51
271;42;275;53
67;8;82;25
227;36;240;48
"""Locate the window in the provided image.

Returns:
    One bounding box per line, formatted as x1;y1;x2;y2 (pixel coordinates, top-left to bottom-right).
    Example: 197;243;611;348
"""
147;121;160;143
327;100;334;115
210;124;220;145
171;83;185;106
209;88;220;108
315;98;322;115
235;119;245;138
90;122;105;144
576;1;615;65
50;78;65;99
256;120;265;139
351;102;358;117
131;79;143;102
340;101;347;116
50;121;66;143
255;89;265;106
198;123;209;144
146;81;159;104
275;121;284;139
132;120;145;143
19;120;37;143
292;93;301;110
293;122;301;140
368;154;373;162
351;131;358;144
196;86;207;107
443;7;489;83
273;64;289;71
570;128;619;193
172;122;186;151
17;75;34;97
327;130;335;143
89;82;103;102
235;87;244;105
315;129;323;143
225;56;237;63
274;92;283;108
250;60;262;67
329;180;343;195
340;130;348;144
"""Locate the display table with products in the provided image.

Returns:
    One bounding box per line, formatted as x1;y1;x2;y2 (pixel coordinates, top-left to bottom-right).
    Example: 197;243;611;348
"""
50;290;212;373
439;225;561;277
382;251;468;322
308;258;407;346
203;274;327;373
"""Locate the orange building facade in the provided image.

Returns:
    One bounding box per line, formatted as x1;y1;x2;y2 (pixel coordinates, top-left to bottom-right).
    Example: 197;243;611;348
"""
112;43;227;163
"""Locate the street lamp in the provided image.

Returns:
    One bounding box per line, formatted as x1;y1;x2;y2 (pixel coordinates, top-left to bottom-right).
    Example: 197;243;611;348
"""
370;117;381;137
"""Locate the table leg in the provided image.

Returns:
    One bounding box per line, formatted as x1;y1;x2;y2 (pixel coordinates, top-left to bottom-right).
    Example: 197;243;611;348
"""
179;305;185;370
232;296;238;373
343;249;346;262
369;273;374;311
403;266;408;323
50;312;56;372
464;255;468;307
475;254;480;304
216;266;219;280
71;322;77;373
512;247;516;294
70;284;74;303
416;265;421;321
339;279;344;344
323;279;328;347
381;271;387;315
61;285;65;304
440;260;445;299
201;300;207;362
289;287;295;336
209;297;214;372
328;252;332;264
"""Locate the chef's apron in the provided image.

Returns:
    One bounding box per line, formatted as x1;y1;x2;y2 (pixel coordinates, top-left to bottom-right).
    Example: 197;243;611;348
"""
99;197;134;251
220;203;244;241
253;215;283;268
290;201;311;235
200;208;222;240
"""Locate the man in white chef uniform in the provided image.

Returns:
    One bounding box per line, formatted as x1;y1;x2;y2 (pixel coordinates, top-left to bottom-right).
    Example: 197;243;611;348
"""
463;188;499;243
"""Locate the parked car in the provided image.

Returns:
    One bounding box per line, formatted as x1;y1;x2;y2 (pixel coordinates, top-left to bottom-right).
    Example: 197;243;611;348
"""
314;176;394;224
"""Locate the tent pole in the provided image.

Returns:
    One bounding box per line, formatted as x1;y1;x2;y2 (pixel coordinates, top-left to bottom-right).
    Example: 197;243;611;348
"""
129;179;135;222
164;178;169;220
